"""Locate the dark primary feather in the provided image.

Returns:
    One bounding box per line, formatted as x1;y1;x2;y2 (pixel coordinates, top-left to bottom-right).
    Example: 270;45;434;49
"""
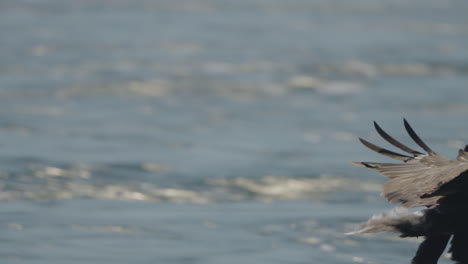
353;120;468;208
403;118;436;155
358;137;411;161
374;121;422;155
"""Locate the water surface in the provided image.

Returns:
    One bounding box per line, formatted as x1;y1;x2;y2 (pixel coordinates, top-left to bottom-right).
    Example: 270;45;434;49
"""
1;0;468;263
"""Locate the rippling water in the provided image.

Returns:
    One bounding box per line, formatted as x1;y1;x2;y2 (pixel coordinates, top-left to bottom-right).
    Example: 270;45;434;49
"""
1;0;468;263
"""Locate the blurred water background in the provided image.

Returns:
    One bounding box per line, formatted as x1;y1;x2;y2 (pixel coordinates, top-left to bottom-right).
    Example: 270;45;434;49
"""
1;0;468;263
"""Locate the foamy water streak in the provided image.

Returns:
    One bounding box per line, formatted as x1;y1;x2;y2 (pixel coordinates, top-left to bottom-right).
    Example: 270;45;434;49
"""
0;166;380;203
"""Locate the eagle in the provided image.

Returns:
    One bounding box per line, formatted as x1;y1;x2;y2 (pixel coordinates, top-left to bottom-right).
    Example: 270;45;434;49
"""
349;119;468;264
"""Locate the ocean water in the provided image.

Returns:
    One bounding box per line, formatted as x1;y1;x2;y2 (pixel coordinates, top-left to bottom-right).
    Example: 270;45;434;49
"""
1;0;468;263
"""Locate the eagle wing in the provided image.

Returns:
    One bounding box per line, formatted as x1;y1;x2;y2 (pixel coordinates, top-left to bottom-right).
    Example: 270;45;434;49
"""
353;119;468;208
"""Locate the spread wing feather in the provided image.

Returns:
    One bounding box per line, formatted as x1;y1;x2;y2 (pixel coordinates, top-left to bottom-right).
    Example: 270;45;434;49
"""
358;138;412;161
354;120;468;208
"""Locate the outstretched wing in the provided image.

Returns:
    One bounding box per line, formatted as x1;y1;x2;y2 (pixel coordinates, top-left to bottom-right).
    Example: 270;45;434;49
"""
353;119;468;208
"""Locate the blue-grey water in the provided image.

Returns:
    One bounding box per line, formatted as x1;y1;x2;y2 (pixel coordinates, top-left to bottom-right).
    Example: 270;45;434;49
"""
1;0;468;263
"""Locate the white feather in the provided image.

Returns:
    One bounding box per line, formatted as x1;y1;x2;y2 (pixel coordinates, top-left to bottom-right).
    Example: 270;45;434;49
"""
346;207;424;235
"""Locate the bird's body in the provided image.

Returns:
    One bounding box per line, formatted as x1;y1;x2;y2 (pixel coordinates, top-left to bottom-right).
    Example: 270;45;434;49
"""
351;120;468;264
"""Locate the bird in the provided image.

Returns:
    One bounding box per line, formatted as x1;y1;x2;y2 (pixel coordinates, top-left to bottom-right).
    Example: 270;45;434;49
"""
349;119;468;264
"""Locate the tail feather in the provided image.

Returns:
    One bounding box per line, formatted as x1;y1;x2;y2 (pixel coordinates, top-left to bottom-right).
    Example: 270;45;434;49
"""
346;207;425;236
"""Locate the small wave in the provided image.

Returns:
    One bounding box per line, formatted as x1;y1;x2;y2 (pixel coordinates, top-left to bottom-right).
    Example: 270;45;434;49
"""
57;79;170;98
71;224;140;233
33;166;91;179
210;175;380;202
288;75;366;95
314;60;468;78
